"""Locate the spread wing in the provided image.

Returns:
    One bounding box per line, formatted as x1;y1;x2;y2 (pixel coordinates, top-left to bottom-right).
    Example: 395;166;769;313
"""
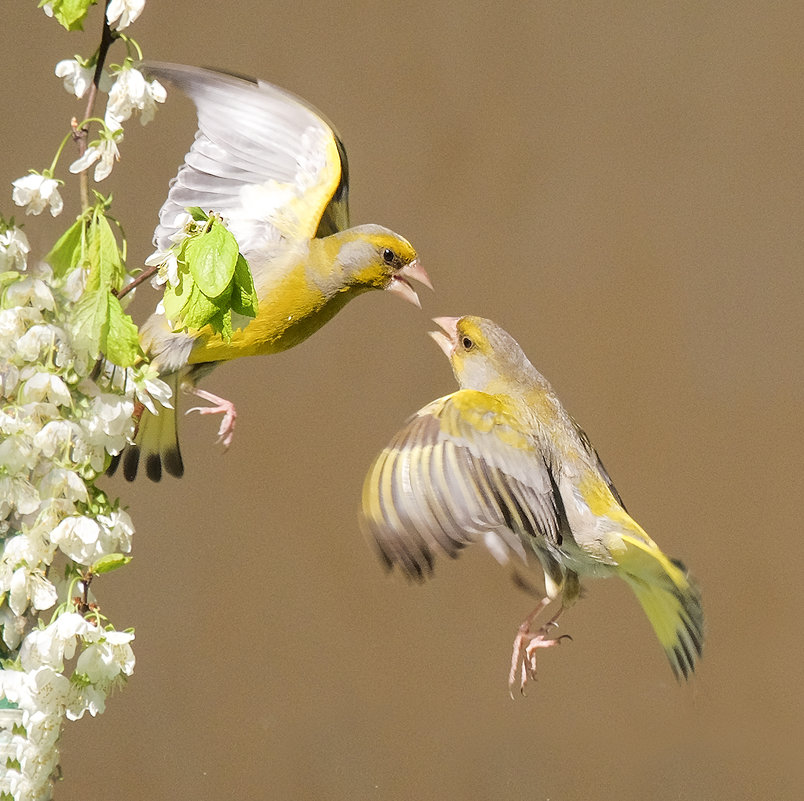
360;390;571;580
144;62;350;260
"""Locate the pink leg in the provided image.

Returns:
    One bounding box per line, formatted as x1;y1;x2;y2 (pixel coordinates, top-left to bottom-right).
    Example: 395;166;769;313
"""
508;600;571;696
185;387;237;448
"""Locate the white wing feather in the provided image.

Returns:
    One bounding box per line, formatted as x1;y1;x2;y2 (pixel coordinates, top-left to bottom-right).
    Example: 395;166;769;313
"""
145;63;345;260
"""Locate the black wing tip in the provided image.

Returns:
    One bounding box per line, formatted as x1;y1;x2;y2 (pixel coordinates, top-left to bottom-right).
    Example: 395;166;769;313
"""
368;531;434;583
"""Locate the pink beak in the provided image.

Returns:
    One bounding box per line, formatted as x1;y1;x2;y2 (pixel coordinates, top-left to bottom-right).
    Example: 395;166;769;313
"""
385;258;433;308
428;316;461;357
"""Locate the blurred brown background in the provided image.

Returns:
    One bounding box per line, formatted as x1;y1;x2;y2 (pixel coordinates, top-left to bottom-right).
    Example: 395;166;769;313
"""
2;1;802;799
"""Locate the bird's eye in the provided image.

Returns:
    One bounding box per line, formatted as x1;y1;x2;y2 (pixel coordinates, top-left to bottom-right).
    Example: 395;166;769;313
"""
461;336;474;350
382;248;395;265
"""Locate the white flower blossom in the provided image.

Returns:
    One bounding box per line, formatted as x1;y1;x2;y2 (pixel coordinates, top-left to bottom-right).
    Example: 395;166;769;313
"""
126;366;172;415
78;381;135;457
0;309;30;355
76;630;135;683
105;66;166;130
32;419;80;459
106;0;146;30
0;604;29;650
37;467;88;505
19;614;93;671
50;515;106;565
16;324;64;363
18;372;72;407
0;667;70;724
0;476;40;519
97;509;134;554
4;276;56;311
0;531;56;581
145;247;180;287
0;225;30;271
8;567;58;616
0;363;20;397
69;130;122;182
51;510;131;565
54;58;93;98
12;174;64;217
0;433;37;475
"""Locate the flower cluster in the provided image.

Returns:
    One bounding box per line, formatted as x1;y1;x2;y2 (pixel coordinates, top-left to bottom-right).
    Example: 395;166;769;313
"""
2;2;176;797
0;224;165;799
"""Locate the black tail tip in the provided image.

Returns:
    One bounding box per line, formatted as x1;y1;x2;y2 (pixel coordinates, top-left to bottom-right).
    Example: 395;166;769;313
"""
106;452;121;477
123;446;141;482
163;446;184;478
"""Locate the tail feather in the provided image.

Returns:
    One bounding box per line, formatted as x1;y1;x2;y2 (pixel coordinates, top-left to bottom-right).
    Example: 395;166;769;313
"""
619;534;704;680
109;373;184;481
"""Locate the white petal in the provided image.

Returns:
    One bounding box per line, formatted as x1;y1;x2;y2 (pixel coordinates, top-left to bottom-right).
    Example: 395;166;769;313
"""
69;146;101;174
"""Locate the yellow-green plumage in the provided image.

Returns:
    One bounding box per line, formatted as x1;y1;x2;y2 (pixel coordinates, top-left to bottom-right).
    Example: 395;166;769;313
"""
111;64;429;481
360;315;704;683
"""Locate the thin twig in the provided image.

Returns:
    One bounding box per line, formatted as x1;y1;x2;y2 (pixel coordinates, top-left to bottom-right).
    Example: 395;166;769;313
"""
115;265;158;300
75;1;116;211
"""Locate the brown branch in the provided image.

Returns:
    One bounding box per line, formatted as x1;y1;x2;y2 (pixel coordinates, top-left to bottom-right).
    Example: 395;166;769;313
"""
114;265;158;300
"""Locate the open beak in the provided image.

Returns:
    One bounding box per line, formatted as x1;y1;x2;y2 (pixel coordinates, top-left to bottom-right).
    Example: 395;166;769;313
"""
428;316;461;357
385;258;433;308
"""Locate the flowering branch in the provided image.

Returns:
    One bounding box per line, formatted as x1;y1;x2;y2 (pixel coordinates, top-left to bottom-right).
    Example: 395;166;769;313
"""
0;2;167;799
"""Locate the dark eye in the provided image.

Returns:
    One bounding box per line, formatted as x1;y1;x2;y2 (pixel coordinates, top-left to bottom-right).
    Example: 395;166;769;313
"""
382;248;395;265
461;336;474;350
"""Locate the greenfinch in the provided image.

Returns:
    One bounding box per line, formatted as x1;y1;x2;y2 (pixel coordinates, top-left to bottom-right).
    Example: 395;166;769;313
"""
360;316;703;691
116;63;430;481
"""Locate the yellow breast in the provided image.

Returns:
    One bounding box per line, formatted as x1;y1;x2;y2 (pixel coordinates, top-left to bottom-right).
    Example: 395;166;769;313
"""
188;260;343;364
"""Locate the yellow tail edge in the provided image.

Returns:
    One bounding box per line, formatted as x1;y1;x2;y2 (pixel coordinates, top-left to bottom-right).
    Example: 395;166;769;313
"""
620;534;704;680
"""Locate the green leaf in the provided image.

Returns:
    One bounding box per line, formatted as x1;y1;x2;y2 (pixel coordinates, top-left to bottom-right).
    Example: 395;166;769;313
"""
162;258;194;324
46;218;86;278
181;280;230;331
96;212;125;290
187;206;208;222
206;306;233;340
231;254;259;318
89;553;132;575
73;287;108;358
41;0;97;30
185;219;238;298
105;295;140;367
86;211;125;293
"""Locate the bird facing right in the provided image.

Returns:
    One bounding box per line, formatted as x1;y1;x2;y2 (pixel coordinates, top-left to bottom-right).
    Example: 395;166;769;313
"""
360;315;704;692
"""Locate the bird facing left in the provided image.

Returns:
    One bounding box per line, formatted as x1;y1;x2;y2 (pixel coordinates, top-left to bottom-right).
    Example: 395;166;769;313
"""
109;63;431;481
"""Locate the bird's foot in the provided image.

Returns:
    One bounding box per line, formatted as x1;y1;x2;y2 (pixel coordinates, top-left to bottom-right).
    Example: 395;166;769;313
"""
186;388;237;448
508;611;571;697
